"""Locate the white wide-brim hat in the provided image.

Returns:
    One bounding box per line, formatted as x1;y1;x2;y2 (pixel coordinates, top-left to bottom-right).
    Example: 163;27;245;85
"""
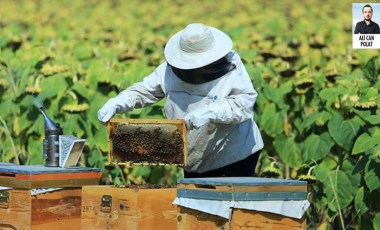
164;23;233;70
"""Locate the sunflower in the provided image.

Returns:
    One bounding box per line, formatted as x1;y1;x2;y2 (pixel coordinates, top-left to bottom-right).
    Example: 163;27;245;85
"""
40;64;68;76
62;103;89;113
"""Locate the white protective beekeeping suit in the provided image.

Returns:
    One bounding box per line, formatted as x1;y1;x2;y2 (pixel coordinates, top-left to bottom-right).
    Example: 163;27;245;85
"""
98;23;263;173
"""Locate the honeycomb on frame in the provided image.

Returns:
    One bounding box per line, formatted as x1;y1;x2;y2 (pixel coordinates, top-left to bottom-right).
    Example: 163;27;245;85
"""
107;118;187;166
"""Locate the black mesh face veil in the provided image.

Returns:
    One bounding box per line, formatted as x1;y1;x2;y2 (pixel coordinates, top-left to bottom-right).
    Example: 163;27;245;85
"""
170;56;236;84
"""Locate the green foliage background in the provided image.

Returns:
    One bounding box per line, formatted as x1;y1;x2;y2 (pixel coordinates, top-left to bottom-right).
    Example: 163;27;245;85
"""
0;0;379;229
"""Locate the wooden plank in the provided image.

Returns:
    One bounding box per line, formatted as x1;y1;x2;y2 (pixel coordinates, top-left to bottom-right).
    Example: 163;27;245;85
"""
110;118;185;125
177;206;230;230
16;171;101;181
0;189;31;230
81;185;138;230
0;188;82;230
81;186;177;230
31;188;82;230
0;177;100;189
231;209;306;229
137;188;177;229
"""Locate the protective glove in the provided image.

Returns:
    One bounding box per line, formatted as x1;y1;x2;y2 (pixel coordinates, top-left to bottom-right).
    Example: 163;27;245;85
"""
97;98;121;125
184;107;216;130
184;100;235;129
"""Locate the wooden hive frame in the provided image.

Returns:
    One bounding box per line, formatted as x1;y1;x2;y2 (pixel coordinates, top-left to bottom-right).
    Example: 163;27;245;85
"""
107;118;187;166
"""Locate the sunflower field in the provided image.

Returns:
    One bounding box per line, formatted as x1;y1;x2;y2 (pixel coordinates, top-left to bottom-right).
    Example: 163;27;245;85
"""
0;0;379;229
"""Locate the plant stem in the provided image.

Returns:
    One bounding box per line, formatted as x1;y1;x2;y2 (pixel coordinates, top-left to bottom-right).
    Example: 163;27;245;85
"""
329;166;345;229
0;116;20;164
5;62;18;97
285;165;290;178
118;165;127;185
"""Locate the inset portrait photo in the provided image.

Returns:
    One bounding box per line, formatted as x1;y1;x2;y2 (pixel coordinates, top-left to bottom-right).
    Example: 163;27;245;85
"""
353;3;380;49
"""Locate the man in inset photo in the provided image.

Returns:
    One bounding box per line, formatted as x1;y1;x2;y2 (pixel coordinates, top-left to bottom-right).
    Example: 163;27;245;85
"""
354;4;380;34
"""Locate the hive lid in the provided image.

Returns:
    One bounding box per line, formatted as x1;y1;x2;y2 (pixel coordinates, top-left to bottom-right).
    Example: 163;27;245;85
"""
0;165;100;174
177;177;306;186
177;177;308;201
0;165;101;189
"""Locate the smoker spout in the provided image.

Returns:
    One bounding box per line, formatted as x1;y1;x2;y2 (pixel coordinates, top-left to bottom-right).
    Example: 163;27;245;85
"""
33;95;62;134
39;107;62;135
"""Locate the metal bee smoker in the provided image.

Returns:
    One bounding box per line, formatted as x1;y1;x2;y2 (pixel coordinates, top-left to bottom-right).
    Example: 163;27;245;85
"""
33;96;86;168
34;97;63;167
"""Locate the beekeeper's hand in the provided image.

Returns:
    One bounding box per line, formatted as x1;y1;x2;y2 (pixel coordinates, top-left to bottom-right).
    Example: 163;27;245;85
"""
184;107;216;130
184;100;236;130
97;98;121;125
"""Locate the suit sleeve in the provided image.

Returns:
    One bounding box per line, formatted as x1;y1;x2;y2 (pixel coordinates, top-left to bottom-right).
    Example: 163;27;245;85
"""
113;63;166;113
211;61;257;125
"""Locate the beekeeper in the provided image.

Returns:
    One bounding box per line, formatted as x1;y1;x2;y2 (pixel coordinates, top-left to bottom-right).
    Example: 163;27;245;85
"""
98;23;264;178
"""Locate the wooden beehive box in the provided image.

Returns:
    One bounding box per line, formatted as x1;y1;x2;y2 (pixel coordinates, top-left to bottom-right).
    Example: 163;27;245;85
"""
0;187;81;230
0;164;101;229
81;185;177;230
176;177;309;230
107;118;187;166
